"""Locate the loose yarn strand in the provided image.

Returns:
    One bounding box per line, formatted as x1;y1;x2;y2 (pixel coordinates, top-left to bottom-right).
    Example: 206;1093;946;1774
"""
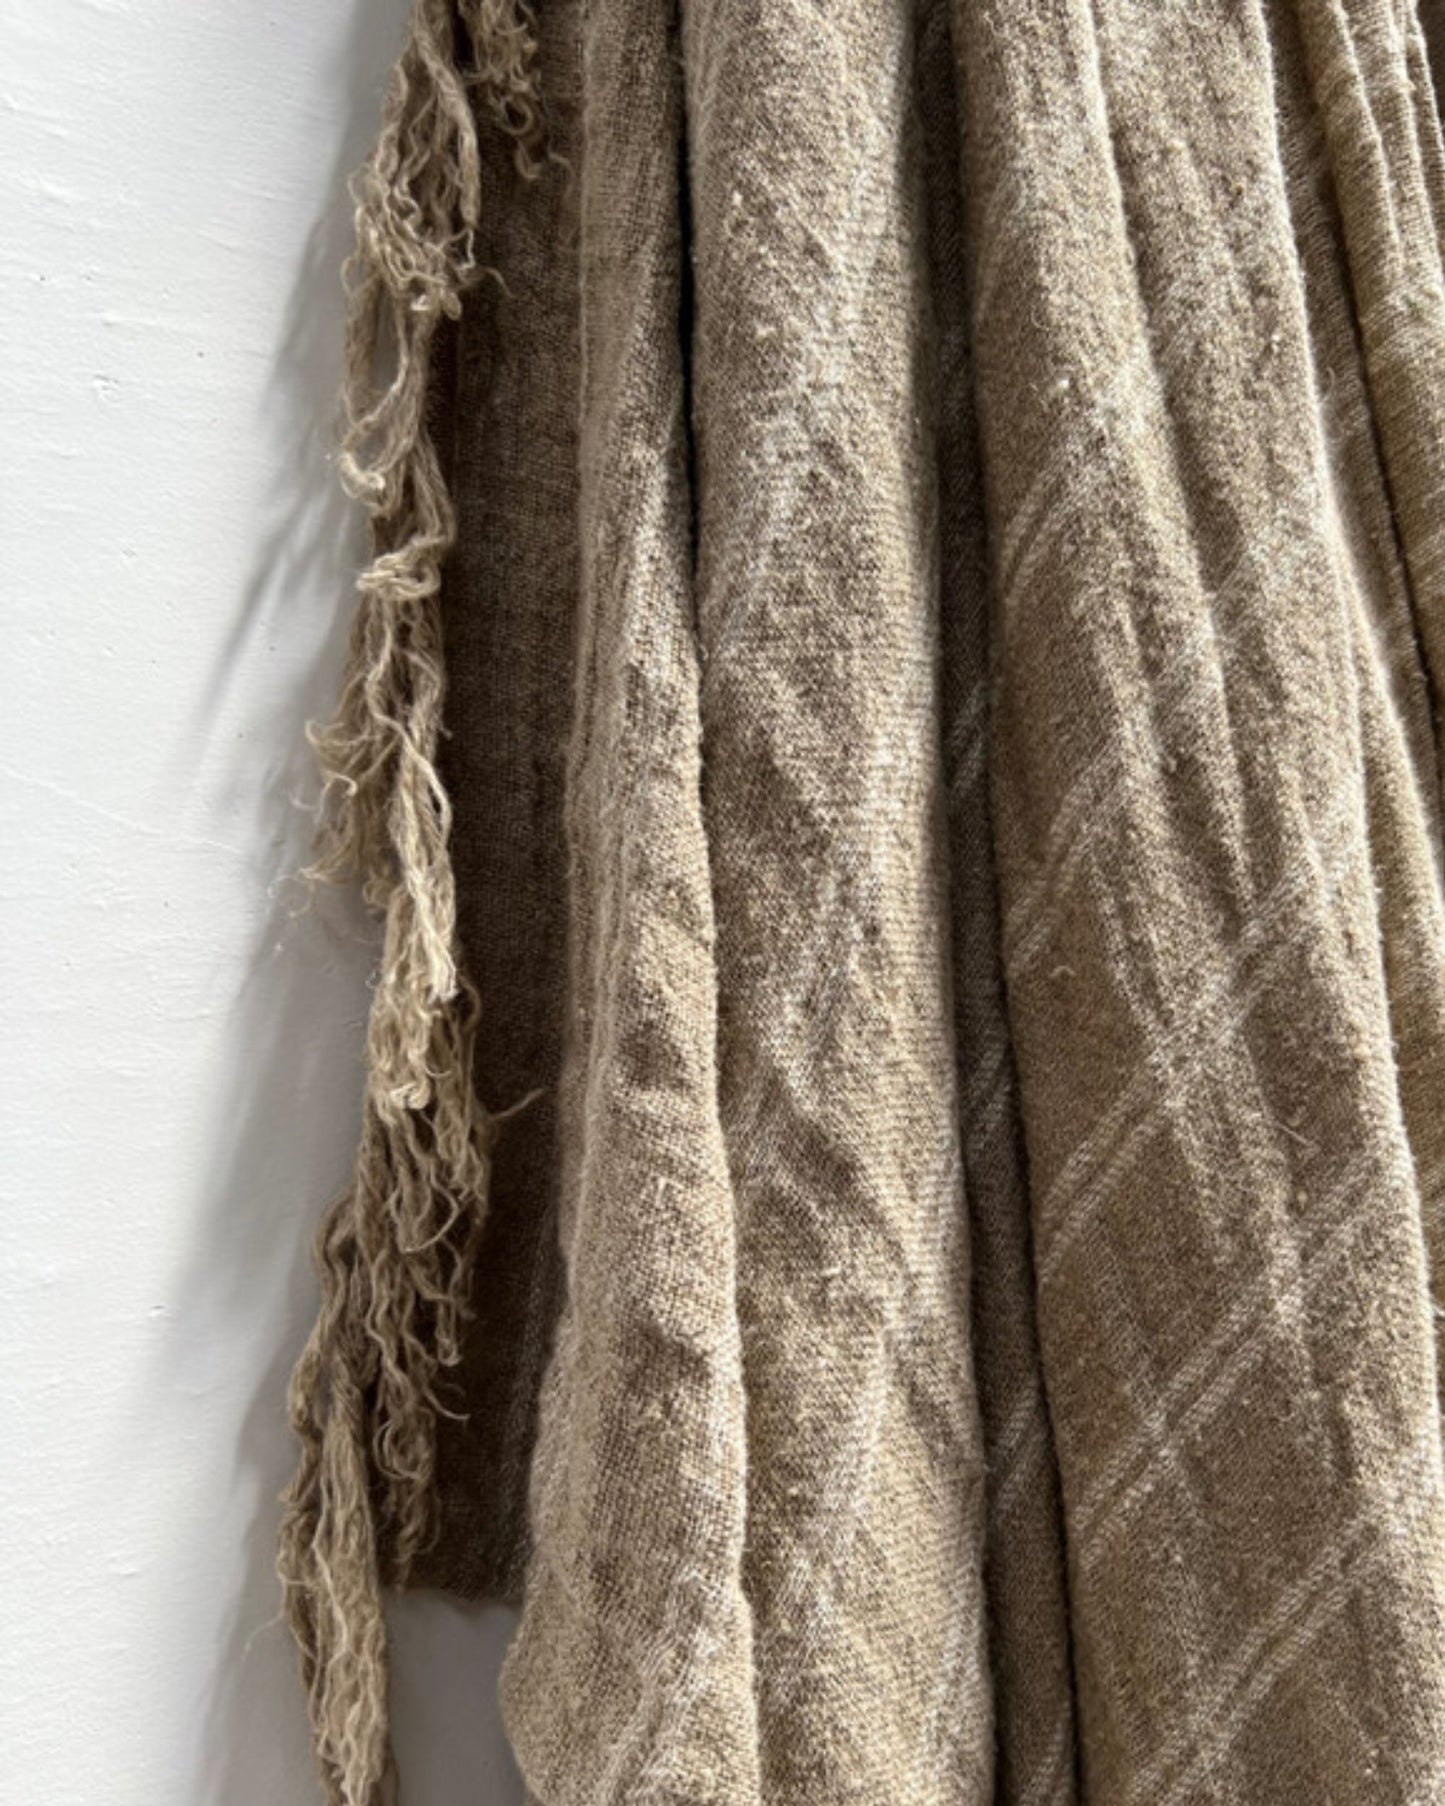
276;5;544;1803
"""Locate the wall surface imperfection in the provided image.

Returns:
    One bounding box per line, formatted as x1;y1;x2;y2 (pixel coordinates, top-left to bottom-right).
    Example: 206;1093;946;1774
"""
0;4;522;1801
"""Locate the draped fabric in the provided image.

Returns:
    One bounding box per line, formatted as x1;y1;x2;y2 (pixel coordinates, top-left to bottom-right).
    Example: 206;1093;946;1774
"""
279;1;1445;1801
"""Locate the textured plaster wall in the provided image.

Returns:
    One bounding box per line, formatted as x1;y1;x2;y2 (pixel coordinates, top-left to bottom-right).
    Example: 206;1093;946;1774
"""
0;4;522;1801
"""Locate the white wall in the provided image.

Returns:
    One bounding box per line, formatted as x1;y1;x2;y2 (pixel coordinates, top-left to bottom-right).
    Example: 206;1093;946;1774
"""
0;4;522;1801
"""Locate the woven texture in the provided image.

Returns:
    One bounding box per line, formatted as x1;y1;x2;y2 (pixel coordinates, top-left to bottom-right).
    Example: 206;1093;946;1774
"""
283;1;1445;1800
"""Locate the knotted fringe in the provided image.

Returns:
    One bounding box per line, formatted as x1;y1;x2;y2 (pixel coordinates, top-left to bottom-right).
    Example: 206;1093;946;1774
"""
277;5;544;1803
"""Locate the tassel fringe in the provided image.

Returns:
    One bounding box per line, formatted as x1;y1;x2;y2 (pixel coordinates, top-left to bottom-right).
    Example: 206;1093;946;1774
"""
277;5;544;1802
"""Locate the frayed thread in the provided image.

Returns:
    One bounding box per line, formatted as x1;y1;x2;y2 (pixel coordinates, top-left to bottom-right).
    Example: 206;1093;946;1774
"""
276;4;544;1803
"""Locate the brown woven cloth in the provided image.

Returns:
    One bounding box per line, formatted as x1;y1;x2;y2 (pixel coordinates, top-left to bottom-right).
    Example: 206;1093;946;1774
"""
278;1;1445;1801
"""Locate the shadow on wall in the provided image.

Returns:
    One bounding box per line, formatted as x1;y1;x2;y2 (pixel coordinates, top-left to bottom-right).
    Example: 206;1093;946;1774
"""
165;2;526;1801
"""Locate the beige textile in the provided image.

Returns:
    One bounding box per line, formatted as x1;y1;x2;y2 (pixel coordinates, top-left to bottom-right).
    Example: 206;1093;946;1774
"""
280;1;1445;1801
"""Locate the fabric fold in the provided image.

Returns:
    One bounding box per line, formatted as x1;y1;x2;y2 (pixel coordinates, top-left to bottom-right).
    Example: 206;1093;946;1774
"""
415;0;583;1609
682;0;993;1798
496;0;761;1796
1293;0;1445;782
920;2;1082;1796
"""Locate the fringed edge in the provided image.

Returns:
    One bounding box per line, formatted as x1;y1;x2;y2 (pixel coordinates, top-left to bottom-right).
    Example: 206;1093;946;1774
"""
277;5;545;1803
